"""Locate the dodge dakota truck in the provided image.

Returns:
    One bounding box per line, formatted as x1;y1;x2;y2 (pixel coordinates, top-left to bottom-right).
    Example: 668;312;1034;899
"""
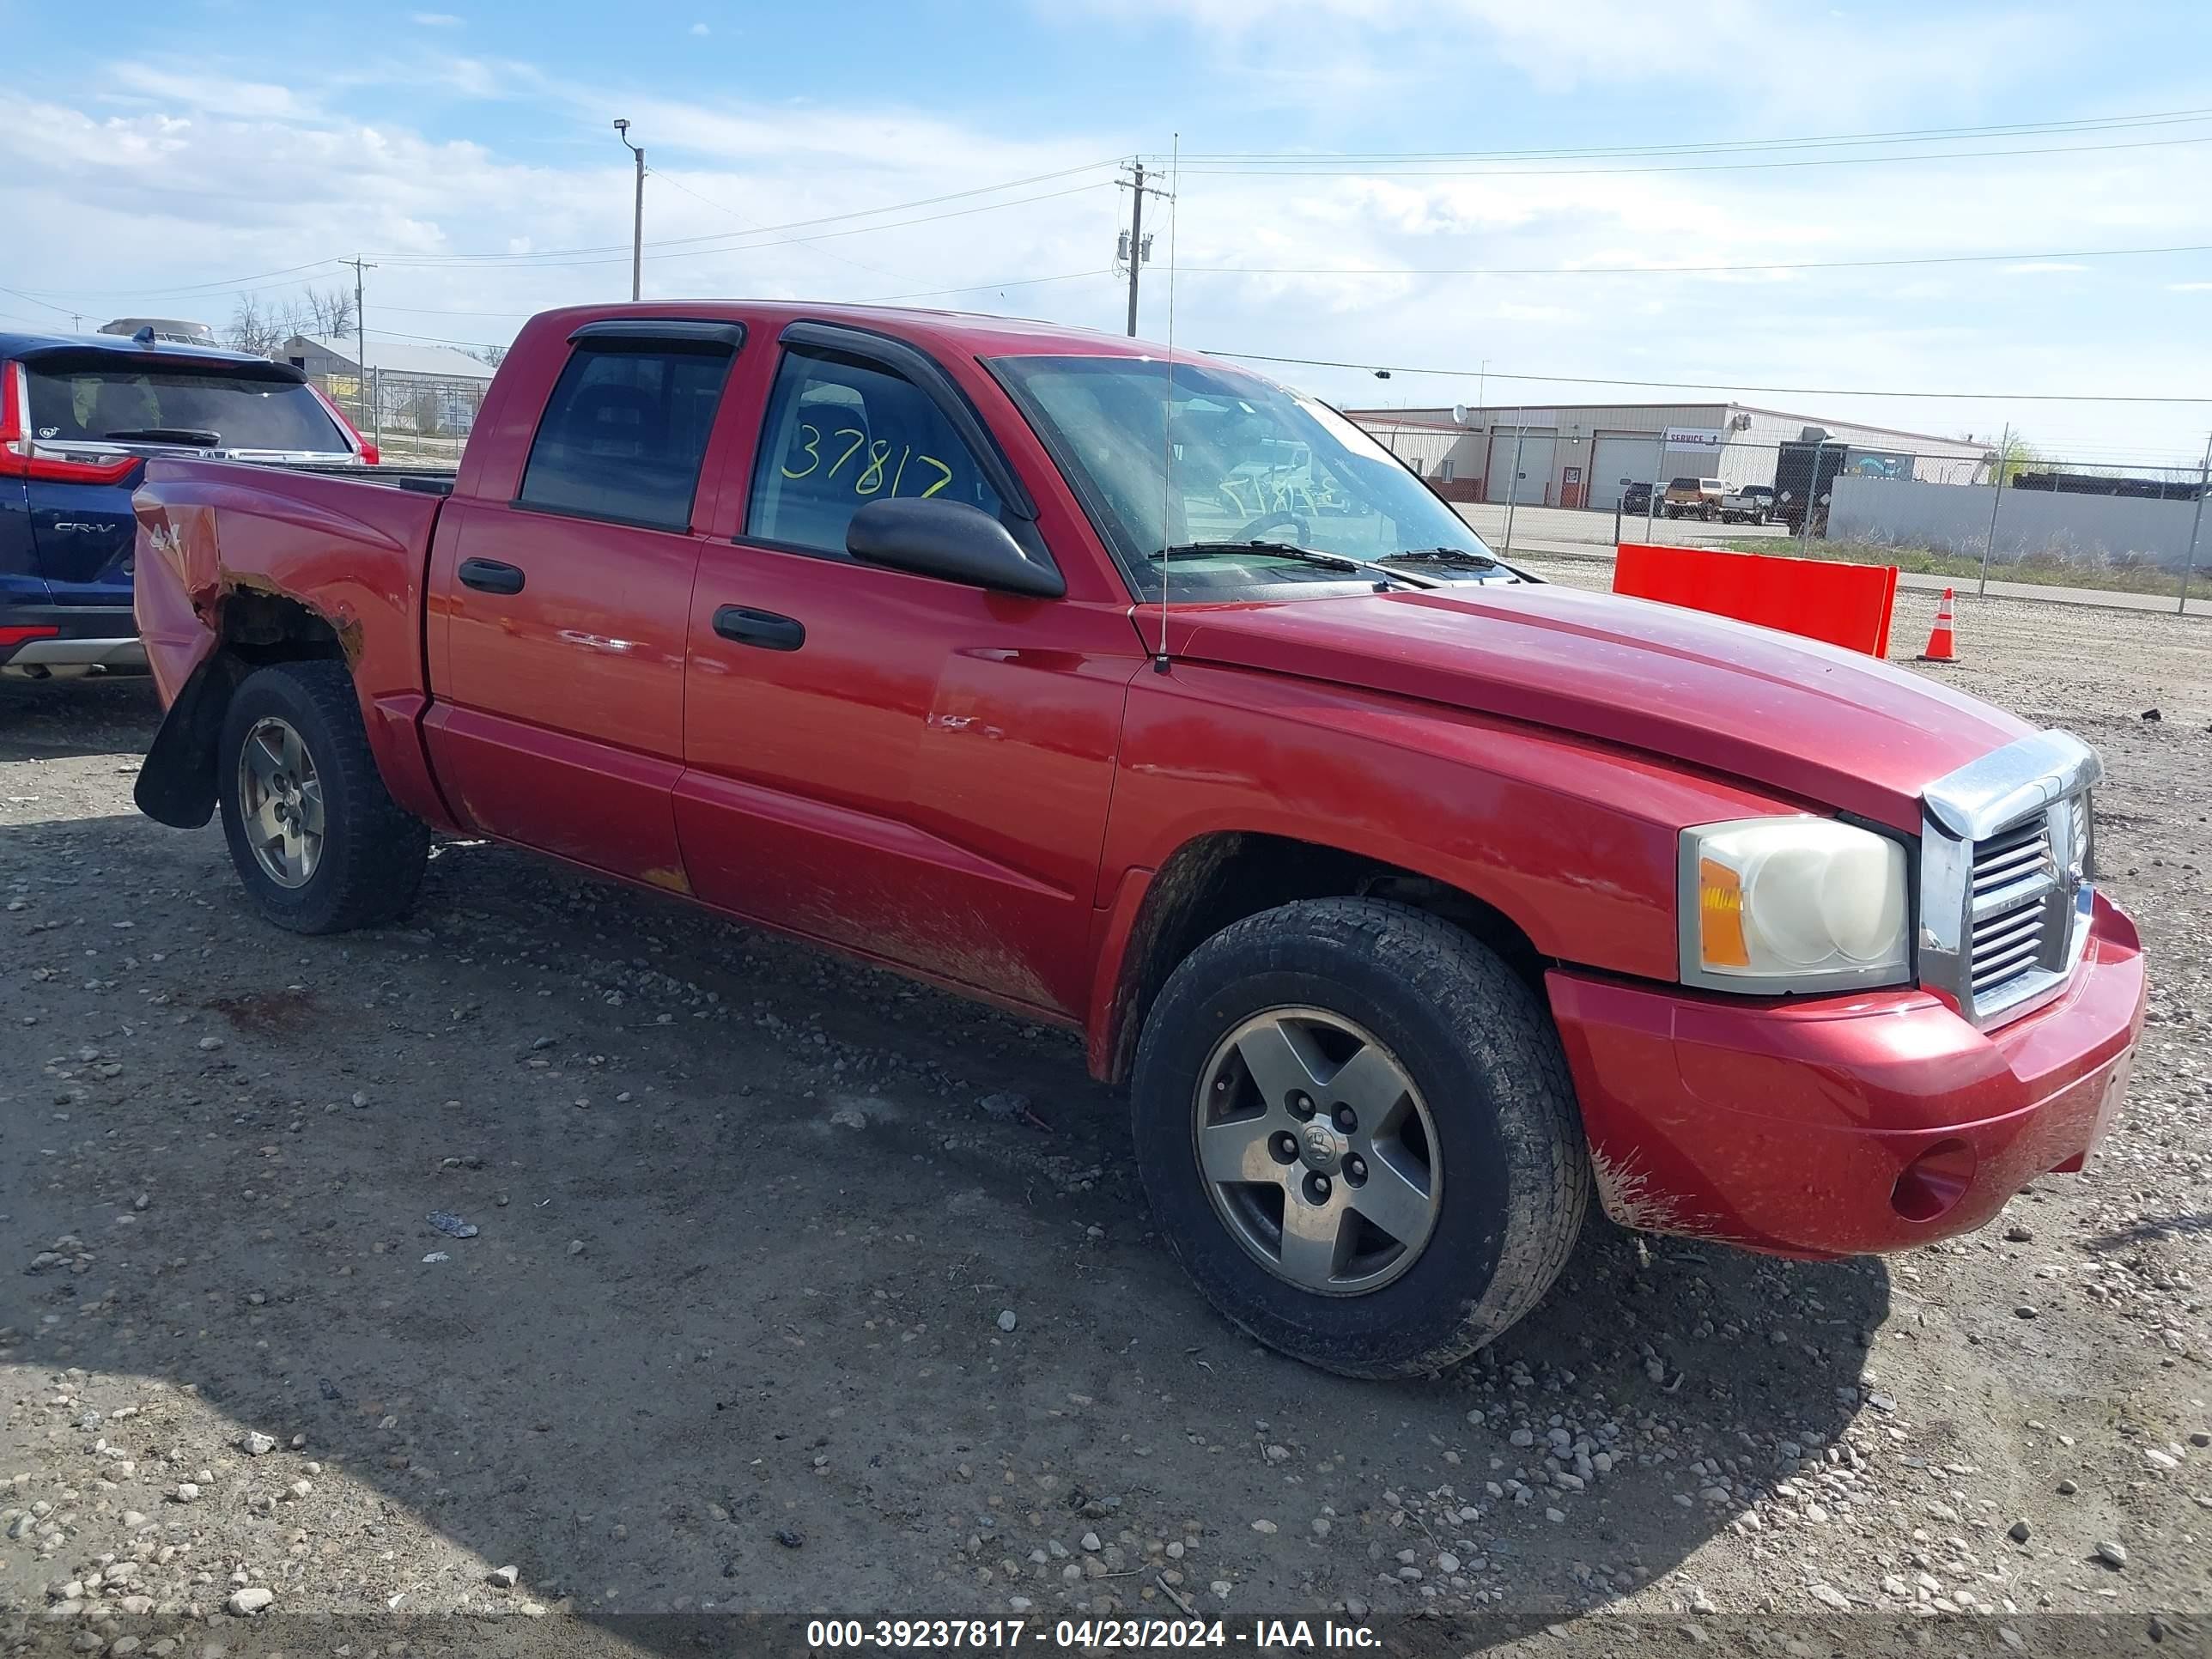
127;302;2145;1378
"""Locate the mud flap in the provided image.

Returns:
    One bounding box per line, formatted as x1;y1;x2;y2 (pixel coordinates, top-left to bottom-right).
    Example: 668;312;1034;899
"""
133;653;242;829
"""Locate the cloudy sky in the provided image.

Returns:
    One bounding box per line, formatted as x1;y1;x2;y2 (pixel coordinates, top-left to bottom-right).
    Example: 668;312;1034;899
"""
3;0;2210;465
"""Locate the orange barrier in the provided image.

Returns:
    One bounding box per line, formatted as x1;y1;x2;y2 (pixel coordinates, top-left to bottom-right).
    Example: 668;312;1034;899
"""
1613;543;1899;658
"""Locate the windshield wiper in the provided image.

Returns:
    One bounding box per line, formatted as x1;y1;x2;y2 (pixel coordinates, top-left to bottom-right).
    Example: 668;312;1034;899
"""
1378;546;1498;569
1148;540;1433;589
99;427;223;447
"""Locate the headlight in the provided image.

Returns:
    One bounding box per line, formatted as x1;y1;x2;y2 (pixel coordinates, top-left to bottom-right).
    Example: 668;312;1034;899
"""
1680;817;1910;993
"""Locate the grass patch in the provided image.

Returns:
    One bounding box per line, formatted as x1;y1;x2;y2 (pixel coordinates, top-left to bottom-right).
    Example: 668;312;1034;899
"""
1720;538;2194;599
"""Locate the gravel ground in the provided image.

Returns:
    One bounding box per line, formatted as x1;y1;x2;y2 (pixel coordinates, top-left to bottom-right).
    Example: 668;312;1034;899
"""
1;582;2208;1658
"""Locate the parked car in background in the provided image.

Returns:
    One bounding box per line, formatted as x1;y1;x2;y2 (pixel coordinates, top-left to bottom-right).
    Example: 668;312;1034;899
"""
98;317;217;347
1662;476;1726;520
1721;483;1777;524
2;328;374;682
1620;480;1656;516
129;301;2143;1380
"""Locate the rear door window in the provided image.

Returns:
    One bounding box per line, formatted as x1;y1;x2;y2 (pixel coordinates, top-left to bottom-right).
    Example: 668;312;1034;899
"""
519;342;735;530
23;365;349;453
746;349;1001;556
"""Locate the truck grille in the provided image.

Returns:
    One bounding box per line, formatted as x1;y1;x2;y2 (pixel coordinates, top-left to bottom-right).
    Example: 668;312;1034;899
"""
1970;812;2057;999
1965;795;2087;1012
1920;730;2100;1030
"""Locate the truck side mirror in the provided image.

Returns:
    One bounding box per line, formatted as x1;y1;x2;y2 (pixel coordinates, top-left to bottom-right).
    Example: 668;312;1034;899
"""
846;498;1065;599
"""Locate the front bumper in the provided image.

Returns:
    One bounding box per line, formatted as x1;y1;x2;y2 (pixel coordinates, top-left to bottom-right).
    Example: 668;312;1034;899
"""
1548;892;2144;1257
0;605;146;678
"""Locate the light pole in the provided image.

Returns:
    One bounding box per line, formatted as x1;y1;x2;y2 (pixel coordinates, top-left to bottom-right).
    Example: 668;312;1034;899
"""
613;118;644;301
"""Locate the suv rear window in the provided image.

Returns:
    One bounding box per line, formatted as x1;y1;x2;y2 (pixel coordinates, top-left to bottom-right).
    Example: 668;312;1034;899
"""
519;343;733;530
24;364;349;453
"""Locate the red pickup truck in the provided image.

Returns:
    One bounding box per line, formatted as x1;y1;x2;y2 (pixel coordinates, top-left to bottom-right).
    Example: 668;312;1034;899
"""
128;302;2144;1378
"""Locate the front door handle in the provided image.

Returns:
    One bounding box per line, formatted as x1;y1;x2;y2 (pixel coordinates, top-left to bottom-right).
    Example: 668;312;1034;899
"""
458;557;526;595
713;605;805;652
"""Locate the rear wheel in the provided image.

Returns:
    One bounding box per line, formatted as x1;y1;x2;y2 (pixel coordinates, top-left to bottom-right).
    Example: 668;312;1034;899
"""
217;660;428;933
1132;898;1589;1377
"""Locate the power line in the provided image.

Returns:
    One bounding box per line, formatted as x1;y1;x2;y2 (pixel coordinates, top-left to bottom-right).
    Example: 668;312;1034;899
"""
647;167;923;286
366;180;1115;275
860;268;1111;304
1206;350;2212;405
1170;131;2212;179
1148;106;2212;163
369;160;1121;267
1167;241;2212;281
9;258;349;301
0;285;82;319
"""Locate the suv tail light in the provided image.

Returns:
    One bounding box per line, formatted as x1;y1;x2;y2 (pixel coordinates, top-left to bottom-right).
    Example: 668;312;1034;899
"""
307;382;379;465
0;362;141;484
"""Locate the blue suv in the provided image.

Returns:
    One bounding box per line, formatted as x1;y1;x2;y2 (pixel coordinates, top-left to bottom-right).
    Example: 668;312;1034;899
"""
2;328;370;681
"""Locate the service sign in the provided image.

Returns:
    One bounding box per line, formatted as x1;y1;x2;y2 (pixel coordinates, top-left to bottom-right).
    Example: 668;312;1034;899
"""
1664;427;1725;448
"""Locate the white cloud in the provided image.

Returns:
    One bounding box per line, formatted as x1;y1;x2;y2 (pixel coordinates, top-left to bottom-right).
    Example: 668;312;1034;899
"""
690;21;710;34
6;46;2209;459
1075;0;2046;106
2005;262;2088;275
2169;281;2212;291
410;11;463;24
104;64;315;119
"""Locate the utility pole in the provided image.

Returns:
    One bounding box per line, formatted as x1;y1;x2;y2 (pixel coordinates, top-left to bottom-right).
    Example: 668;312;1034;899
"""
2179;430;2211;616
347;256;375;436
1977;423;2010;597
1502;422;1528;561
1116;160;1170;337
614;119;645;301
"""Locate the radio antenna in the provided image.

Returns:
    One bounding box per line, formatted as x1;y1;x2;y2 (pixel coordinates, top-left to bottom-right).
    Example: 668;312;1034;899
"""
1153;133;1181;674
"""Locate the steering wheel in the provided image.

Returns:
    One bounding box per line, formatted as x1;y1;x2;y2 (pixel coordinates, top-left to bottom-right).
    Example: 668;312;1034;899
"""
1237;510;1310;544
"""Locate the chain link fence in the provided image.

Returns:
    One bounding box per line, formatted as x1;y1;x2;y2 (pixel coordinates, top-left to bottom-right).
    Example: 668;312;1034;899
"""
310;370;486;465
1355;417;2212;610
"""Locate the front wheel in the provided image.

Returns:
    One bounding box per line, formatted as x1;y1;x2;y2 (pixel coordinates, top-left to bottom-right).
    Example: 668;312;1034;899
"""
217;659;429;933
1131;899;1589;1378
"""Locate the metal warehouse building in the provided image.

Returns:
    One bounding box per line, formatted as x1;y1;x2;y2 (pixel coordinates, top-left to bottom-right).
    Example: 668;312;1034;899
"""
1345;401;1992;511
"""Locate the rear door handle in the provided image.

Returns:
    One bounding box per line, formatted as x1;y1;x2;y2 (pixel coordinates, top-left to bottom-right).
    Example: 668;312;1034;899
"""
458;557;526;595
713;605;805;652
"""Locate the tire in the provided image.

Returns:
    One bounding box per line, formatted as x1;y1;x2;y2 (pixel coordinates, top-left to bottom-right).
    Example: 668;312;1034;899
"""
216;659;429;934
1131;898;1589;1378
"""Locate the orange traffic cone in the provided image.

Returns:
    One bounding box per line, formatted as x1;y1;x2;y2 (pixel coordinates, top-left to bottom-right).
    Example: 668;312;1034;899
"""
1919;588;1958;662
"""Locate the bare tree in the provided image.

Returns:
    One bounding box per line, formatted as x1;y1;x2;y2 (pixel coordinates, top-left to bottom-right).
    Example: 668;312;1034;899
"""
1993;432;2043;487
304;286;356;338
472;344;508;369
225;295;286;356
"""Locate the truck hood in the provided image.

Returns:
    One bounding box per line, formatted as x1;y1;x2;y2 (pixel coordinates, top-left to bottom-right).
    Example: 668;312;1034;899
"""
1170;585;2033;831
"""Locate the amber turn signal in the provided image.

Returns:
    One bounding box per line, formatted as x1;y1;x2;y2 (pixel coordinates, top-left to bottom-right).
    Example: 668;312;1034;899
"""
1698;858;1751;969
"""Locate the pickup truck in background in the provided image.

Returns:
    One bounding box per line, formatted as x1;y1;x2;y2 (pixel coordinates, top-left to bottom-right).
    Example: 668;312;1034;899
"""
1660;476;1726;520
128;302;2145;1378
1720;483;1776;524
3;328;374;681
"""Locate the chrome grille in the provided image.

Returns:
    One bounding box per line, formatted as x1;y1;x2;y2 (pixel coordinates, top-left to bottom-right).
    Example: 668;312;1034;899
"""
1920;732;2100;1029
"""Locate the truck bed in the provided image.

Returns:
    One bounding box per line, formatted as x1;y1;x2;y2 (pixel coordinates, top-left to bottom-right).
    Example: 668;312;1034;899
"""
131;454;445;710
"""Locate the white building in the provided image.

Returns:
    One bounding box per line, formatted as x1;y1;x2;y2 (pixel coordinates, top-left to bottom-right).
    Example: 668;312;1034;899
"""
278;334;496;440
1347;400;1994;511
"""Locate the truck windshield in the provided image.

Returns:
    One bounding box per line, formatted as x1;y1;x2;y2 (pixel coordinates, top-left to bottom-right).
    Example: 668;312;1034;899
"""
992;354;1494;602
23;364;350;453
